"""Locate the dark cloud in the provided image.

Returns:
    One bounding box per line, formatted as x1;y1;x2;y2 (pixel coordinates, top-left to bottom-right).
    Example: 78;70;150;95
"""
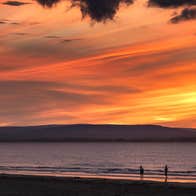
10;22;21;25
28;22;41;26
170;8;196;23
35;0;196;24
36;0;60;8
36;0;134;22
61;38;83;43
45;35;62;39
71;0;134;22
0;19;30;26
13;32;29;36
148;0;196;8
0;21;6;24
2;1;30;6
44;35;83;43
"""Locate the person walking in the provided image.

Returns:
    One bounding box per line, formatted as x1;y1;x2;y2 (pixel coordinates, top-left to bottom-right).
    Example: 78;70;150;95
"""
164;165;168;177
164;165;168;182
139;165;144;180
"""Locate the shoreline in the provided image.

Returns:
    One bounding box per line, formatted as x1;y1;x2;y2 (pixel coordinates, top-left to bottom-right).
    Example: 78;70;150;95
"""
1;173;196;186
0;173;196;196
1;170;196;184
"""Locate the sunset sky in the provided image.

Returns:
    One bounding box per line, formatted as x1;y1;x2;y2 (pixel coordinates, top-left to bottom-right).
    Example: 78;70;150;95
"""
0;0;195;127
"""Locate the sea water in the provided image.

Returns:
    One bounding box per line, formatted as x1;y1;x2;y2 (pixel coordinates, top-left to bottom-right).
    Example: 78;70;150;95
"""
0;142;195;182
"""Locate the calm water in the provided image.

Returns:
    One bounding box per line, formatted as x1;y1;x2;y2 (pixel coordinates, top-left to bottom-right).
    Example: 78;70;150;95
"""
0;142;195;182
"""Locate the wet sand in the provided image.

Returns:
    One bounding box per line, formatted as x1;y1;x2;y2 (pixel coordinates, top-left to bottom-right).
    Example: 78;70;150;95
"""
0;174;196;196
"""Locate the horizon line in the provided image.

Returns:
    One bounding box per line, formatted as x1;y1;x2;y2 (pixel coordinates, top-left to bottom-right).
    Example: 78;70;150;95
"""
0;123;195;130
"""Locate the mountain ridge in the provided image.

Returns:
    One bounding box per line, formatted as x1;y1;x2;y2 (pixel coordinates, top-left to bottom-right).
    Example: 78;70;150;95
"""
0;124;195;142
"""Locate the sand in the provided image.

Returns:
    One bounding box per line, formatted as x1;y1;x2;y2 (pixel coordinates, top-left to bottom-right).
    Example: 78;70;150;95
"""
0;174;195;196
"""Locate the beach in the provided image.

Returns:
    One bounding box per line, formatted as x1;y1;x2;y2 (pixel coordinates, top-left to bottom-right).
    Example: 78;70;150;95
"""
0;174;196;196
0;142;195;195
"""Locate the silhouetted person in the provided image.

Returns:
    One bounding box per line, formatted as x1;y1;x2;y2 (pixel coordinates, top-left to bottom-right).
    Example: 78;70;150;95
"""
164;165;168;182
139;165;144;180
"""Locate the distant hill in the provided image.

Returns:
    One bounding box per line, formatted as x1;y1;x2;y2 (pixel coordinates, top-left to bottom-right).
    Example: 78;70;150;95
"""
0;124;195;142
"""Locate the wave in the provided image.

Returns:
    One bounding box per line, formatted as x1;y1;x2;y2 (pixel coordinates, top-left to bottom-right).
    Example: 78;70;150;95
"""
0;165;196;178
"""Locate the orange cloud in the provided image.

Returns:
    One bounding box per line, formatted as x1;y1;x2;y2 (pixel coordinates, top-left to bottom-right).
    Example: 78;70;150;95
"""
0;0;195;127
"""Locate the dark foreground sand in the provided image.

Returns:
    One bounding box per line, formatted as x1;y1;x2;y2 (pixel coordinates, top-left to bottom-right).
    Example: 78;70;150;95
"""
0;174;196;196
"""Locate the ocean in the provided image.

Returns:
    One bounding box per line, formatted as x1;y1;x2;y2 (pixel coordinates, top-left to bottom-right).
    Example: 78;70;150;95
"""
0;142;195;182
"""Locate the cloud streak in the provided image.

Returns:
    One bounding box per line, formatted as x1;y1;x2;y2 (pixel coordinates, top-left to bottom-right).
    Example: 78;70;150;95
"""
0;79;141;125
